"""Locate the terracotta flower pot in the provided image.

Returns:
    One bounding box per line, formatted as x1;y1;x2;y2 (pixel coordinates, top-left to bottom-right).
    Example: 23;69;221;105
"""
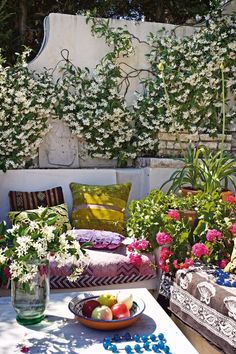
181;187;200;198
183;209;198;226
221;190;233;202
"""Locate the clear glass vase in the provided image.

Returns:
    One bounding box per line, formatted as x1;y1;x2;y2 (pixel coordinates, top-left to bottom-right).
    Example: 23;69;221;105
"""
11;261;50;325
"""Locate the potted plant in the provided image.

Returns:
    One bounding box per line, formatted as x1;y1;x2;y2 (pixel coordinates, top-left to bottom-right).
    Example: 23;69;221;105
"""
126;190;236;273
0;208;88;324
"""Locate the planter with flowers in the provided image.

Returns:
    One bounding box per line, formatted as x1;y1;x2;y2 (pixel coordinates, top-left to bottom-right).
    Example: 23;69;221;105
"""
0;209;88;324
126;190;236;276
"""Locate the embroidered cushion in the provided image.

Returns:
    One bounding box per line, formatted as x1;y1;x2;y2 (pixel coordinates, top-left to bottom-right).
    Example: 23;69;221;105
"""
72;229;124;250
70;182;131;234
8;203;71;234
9;186;64;211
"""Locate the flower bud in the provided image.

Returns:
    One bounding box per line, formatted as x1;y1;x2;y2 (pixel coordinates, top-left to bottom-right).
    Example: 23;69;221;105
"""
220;62;224;70
158;62;165;71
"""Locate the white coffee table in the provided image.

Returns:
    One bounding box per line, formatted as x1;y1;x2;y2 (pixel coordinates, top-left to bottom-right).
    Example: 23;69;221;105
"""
0;288;198;354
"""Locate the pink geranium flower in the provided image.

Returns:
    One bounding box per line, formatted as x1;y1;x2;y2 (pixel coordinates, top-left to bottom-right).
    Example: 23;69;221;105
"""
156;232;172;246
167;209;181;221
128;253;143;266
229;222;236;235
160;247;173;261
226;195;236;204
159;259;169;272
191;243;209;258
218;258;229;269
206;229;222;242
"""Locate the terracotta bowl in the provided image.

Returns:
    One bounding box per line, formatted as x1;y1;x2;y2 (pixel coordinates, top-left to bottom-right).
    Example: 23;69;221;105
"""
68;295;145;330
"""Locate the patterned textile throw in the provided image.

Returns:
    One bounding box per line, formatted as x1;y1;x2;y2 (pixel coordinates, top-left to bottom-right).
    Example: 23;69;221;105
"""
73;229;124;250
170;265;236;354
9;186;64;211
70;182;131;234
50;244;156;289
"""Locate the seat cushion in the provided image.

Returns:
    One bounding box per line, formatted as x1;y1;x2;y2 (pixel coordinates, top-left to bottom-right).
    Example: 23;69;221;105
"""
8;203;71;233
9;186;64;211
170;265;236;354
50;244;156;289
70;182;131;234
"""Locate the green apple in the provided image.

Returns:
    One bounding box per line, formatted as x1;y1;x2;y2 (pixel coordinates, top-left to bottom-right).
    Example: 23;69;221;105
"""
91;305;113;320
98;293;117;308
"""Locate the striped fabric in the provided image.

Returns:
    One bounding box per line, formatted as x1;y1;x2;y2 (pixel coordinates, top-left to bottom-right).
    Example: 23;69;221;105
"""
70;182;131;234
9;186;64;211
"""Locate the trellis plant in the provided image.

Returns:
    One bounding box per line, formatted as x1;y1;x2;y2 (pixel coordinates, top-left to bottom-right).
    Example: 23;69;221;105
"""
0;11;236;170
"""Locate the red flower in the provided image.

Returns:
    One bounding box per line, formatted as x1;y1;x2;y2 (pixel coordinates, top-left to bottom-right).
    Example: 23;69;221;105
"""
156;232;172;246
128;253;143;266
206;229;222;242
167;209;181;221
20;346;29;353
191;243;209;258
218;258;229;269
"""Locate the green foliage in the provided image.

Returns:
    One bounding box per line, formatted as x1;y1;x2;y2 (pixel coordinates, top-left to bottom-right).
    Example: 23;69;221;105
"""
127;189;235;271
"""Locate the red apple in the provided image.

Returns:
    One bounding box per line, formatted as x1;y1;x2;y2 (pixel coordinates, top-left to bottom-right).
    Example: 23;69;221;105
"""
111;303;130;319
82;300;100;317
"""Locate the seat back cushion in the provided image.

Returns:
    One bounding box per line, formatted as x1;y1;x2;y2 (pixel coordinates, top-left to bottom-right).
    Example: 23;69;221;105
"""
8;203;71;233
9;186;64;211
70;182;131;234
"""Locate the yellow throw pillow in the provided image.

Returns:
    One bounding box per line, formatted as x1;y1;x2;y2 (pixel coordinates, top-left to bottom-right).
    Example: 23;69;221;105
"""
8;203;71;234
70;182;131;234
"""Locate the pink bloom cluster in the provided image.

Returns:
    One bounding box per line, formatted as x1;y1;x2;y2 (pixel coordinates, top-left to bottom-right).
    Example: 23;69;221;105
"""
226;195;236;204
191;243;209;258
173;258;194;270
127;239;149;252
127;238;149;267
156;232;172;246
206;229;222;242
159;247;173;272
167;209;181;221
229;222;236;235
128;253;143;266
218;258;229;269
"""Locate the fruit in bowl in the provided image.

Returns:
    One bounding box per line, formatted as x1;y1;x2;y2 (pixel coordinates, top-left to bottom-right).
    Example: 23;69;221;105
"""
91;305;113;320
98;293;117;308
116;291;133;310
82;299;100;318
68;293;145;330
111;303;130;319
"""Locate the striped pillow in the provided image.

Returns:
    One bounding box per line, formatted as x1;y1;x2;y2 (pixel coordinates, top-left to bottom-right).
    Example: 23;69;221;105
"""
9;186;64;211
70;183;131;234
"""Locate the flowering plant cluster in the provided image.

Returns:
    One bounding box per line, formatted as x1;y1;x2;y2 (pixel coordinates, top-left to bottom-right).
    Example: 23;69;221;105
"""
1;11;236;169
0;50;56;171
127;190;236;272
0;208;88;285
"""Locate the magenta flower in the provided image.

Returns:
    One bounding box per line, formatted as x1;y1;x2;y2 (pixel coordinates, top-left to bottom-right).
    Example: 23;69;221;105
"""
229;222;236;235
167;209;181;221
184;258;194;268
160;247;173;261
206;229;222;242
156;232;172;246
226;195;236;204
20;346;29;353
159;259;169;272
127;243;135;252
128;253;143;266
218;258;229;269
191;243;209;258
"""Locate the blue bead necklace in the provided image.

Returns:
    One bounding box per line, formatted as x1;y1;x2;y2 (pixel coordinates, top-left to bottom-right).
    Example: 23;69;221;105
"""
102;332;172;353
214;269;236;287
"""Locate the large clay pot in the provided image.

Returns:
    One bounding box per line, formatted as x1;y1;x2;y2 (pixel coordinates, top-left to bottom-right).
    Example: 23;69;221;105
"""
181;187;200;197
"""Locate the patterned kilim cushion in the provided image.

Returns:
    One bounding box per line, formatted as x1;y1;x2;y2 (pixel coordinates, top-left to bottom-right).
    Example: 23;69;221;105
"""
50;245;156;289
9;186;64;211
8;203;71;234
73;229;124;249
70;182;131;234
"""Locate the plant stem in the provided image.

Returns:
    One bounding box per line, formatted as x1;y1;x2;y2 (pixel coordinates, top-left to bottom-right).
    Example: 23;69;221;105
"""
161;71;185;155
220;63;226;157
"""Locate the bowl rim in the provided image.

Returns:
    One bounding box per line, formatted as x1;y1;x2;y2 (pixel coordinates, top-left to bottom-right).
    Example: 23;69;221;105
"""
68;295;145;323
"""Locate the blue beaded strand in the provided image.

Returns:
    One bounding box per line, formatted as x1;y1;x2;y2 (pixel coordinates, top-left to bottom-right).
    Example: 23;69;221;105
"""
214;269;236;287
102;332;171;353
